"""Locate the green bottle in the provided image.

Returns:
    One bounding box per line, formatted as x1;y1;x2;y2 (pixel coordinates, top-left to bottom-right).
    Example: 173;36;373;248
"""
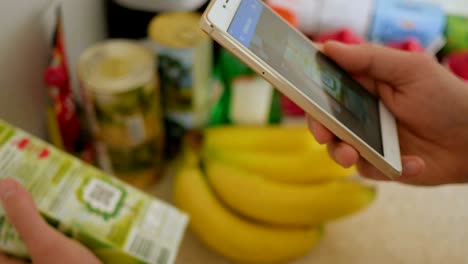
211;48;282;126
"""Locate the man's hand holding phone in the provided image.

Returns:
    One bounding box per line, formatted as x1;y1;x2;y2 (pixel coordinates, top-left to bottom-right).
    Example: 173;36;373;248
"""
308;41;468;186
200;0;468;185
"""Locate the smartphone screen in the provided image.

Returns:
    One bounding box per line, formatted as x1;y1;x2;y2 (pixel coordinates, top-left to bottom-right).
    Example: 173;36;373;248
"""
226;0;383;155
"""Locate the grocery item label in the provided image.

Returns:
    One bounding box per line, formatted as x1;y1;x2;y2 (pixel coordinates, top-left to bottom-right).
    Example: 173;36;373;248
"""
91;81;160;147
84;81;164;186
78;40;164;184
149;36;213;129
80;178;125;219
230;76;274;125
0;120;188;263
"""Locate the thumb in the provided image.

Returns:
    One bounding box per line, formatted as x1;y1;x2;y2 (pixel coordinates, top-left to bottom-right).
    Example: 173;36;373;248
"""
0;178;63;256
323;41;429;87
0;179;102;264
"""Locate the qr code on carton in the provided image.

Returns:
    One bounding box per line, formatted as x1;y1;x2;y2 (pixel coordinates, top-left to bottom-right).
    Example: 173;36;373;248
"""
82;179;123;217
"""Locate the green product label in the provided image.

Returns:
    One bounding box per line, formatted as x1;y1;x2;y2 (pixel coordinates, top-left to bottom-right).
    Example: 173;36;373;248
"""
0;126;15;148
94;84;159;123
159;52;193;112
158;39;213;129
77;177;127;221
89;80;163;149
0;120;189;264
106;137;162;174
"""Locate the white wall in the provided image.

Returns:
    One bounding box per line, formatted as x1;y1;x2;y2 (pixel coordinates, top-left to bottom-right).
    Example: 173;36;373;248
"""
0;0;106;138
0;0;52;137
60;0;107;104
420;0;468;16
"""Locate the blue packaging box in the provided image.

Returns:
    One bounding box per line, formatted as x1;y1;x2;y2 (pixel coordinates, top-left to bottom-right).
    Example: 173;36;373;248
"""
370;0;446;47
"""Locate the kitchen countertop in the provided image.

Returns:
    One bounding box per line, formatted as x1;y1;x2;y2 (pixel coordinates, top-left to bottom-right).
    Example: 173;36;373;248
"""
149;168;468;264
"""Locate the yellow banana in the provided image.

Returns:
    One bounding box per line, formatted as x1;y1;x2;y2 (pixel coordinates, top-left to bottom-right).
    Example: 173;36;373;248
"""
173;164;323;264
203;125;319;153
205;160;376;226
203;147;356;183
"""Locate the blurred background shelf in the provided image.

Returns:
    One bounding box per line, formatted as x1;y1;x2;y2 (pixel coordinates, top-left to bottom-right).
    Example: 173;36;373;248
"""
1;0;467;138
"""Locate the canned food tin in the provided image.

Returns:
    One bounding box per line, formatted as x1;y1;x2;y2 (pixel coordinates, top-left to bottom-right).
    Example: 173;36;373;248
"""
78;40;164;188
148;12;213;129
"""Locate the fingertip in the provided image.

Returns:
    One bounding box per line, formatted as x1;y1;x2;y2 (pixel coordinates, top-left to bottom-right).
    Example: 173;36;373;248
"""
0;177;38;218
327;142;358;168
0;178;20;202
401;156;426;178
336;143;359;168
323;41;349;55
356;159;390;181
307;118;334;144
314;42;324;52
356;156;427;183
0;178;53;251
323;40;345;49
326;141;357;168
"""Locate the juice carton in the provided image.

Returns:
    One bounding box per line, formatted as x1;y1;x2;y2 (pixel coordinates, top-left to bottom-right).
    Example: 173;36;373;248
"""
0;120;188;264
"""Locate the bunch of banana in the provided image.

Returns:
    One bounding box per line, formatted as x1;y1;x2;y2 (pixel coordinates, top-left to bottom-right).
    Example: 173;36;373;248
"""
202;125;356;183
173;125;376;263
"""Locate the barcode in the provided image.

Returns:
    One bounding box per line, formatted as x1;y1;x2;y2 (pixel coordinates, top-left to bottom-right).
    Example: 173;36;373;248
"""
89;184;115;206
129;235;154;261
157;248;170;264
82;179;122;215
127;231;171;264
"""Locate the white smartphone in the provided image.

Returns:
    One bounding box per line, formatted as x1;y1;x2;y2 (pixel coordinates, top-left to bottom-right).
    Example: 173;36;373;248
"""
199;0;402;179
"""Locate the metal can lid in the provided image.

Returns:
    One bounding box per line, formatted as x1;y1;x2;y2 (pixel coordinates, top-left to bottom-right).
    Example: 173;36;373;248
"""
78;39;155;94
148;12;207;48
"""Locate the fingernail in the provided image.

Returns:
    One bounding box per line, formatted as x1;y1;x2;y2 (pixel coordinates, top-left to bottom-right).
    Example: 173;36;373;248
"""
402;160;421;177
0;179;18;201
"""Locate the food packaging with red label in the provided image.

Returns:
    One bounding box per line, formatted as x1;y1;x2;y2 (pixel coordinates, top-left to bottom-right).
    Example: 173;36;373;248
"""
385;38;425;53
43;12;94;164
444;52;468;81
